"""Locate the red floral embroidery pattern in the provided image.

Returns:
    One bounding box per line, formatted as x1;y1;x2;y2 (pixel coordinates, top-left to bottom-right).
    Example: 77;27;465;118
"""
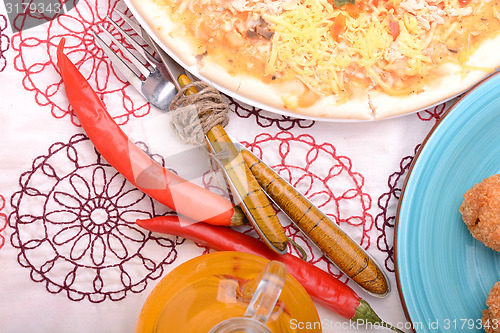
227;96;315;130
11;0;152;126
0;195;6;250
375;145;420;272
8;134;182;302
234;131;374;280
0;15;9;71
417;100;451;122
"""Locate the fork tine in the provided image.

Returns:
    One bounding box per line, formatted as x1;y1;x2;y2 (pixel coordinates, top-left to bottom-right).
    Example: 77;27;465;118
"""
115;11;185;91
106;15;157;68
92;31;144;92
97;23;151;78
115;10;146;40
115;11;161;63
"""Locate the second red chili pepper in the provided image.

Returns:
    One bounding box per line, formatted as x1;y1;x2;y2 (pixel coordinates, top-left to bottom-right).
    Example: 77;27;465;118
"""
56;38;244;226
136;215;403;332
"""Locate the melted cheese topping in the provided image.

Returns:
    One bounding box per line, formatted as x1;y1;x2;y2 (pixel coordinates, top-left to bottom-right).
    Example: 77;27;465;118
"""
263;0;499;103
163;0;500;106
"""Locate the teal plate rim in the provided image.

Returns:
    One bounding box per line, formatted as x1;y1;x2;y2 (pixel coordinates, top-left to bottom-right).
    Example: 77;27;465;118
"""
394;70;500;333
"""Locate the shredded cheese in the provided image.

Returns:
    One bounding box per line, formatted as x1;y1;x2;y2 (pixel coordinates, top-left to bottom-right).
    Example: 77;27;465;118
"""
263;0;408;98
261;0;499;100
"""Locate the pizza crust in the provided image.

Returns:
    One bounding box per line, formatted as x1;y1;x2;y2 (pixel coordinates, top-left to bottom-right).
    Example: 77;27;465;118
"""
372;34;500;119
198;57;374;120
370;66;492;120
126;0;500;121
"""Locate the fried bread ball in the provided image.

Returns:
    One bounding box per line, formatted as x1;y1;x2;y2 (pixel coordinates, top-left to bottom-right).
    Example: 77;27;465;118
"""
483;280;500;333
459;174;500;252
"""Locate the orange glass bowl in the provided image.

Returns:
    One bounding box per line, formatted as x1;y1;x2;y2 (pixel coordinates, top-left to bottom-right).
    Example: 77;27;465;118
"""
136;251;322;332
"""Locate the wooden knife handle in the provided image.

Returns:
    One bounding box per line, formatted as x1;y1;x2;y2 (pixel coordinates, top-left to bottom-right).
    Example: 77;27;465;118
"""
206;125;288;254
241;149;390;297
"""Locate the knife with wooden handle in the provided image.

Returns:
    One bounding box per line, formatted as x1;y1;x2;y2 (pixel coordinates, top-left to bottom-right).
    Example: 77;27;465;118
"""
201;125;288;254
237;144;390;297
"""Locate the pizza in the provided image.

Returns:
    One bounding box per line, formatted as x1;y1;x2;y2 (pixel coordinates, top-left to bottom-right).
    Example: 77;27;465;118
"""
128;0;500;120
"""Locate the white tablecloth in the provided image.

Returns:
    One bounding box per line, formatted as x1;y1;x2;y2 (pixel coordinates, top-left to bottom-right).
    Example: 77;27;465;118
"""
0;1;458;332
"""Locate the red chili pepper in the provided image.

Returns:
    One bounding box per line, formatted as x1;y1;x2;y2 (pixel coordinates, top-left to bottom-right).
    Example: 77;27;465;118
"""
458;0;471;7
136;216;403;332
56;38;244;226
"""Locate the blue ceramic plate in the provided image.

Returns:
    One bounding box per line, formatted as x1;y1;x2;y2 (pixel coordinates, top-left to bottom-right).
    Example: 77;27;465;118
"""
395;71;500;333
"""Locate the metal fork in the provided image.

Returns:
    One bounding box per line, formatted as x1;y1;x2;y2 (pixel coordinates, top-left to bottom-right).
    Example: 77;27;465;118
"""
92;16;177;110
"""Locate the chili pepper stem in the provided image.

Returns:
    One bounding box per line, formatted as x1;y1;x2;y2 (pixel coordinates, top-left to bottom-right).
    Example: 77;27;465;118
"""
353;300;405;333
229;206;248;226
